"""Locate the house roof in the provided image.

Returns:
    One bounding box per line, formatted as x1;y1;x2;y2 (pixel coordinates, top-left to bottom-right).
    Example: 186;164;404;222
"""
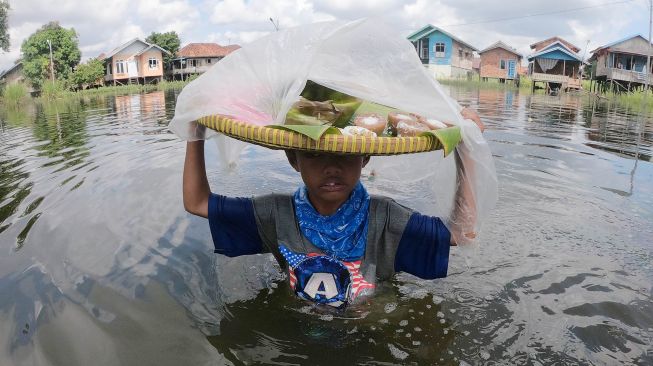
176;43;241;58
527;44;583;62
0;61;22;79
530;37;580;53
103;38;170;60
407;24;478;51
136;44;171;56
479;41;522;57
589;34;651;54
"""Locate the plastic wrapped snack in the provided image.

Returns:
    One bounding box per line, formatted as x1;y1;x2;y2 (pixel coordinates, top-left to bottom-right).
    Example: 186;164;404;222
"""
169;19;498;246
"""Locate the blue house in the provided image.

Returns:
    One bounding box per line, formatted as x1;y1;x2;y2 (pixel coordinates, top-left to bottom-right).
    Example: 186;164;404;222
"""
527;37;583;92
407;24;478;79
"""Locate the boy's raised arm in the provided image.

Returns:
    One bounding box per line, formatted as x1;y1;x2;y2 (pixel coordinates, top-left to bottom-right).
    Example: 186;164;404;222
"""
183;140;211;218
448;107;483;245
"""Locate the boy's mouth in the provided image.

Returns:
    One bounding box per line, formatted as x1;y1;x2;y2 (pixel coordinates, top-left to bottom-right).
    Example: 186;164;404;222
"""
320;180;346;192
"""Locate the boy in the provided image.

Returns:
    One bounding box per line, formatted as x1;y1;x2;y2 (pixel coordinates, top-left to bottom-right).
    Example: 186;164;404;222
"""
183;108;483;308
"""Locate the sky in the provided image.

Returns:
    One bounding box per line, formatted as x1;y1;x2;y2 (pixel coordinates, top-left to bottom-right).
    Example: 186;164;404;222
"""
1;0;651;72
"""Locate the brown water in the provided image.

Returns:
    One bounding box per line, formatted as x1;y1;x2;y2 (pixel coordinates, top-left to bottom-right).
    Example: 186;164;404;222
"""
0;88;651;365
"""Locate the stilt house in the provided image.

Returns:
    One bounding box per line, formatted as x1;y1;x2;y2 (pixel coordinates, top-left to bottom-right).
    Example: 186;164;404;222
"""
407;24;477;79
527;37;583;92
588;35;653;92
171;43;240;80
479;41;522;82
103;39;170;85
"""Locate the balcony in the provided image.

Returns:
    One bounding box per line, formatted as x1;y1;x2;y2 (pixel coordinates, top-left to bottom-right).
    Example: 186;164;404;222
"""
606;68;652;83
171;65;212;75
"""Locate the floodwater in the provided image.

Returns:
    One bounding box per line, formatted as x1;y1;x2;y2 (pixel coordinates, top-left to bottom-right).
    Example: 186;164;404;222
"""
0;87;651;365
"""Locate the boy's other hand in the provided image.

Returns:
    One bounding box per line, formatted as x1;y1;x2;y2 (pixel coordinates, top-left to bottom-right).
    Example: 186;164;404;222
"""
460;107;484;133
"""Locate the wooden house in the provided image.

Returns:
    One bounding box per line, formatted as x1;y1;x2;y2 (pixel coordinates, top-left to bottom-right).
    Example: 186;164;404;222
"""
407;24;478;79
102;38;170;85
527;37;583;92
588;35;653;92
171;43;240;80
0;61;25;85
0;61;36;94
479;41;522;82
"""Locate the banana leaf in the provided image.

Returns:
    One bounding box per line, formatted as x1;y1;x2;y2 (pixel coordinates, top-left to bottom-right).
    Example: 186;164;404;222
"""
419;126;461;157
268;124;341;141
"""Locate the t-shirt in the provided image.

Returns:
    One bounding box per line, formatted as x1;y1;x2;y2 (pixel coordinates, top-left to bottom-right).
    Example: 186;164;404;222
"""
208;193;450;307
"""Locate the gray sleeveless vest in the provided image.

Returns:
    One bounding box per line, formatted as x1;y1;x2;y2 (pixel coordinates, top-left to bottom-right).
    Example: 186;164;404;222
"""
251;194;413;282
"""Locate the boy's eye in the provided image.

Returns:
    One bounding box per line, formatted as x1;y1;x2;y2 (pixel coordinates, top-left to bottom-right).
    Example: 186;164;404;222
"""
305;152;322;159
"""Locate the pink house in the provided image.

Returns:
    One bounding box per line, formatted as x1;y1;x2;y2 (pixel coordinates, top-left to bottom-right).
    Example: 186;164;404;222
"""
102;38;170;85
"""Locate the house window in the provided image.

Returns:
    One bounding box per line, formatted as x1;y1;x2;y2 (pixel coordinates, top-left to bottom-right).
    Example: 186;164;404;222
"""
207;58;212;64
116;60;125;74
189;59;201;67
434;43;445;58
500;60;506;69
458;49;463;58
149;58;159;69
107;63;112;75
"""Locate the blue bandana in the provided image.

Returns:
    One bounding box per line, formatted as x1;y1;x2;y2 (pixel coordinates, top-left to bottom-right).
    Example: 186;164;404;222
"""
293;182;370;261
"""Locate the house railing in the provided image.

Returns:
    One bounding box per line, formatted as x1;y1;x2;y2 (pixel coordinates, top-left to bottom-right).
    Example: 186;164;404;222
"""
172;65;212;75
606;68;652;83
531;72;569;83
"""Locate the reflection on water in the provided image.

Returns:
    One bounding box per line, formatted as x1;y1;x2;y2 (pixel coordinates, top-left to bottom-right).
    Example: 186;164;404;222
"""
0;88;651;365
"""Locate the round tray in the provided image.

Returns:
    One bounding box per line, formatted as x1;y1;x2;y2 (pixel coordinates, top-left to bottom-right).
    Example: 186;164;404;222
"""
197;115;453;156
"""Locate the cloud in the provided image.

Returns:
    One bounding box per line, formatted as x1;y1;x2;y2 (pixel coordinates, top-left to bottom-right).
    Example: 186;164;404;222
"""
0;0;649;73
209;0;334;30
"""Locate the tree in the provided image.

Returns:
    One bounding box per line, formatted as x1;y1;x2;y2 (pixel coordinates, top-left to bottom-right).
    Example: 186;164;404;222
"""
69;58;104;89
0;1;9;52
21;21;81;88
145;31;180;69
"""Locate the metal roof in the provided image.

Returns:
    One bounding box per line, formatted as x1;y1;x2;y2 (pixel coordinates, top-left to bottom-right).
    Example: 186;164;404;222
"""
479;41;522;57
407;24;478;51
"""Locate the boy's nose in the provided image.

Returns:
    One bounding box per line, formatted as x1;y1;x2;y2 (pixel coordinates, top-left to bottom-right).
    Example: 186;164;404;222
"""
322;156;343;174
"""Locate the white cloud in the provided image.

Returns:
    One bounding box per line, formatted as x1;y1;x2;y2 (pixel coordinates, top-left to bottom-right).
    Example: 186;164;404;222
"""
0;0;649;73
136;0;200;33
209;0;333;29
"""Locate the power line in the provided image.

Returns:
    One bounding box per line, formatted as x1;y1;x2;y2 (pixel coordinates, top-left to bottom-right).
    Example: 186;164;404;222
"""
440;0;636;27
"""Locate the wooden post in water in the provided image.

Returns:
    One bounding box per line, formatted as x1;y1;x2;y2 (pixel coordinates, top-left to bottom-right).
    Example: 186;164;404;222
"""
647;0;652;94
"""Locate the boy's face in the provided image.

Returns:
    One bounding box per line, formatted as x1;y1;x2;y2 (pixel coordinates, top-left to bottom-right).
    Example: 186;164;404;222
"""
286;151;370;215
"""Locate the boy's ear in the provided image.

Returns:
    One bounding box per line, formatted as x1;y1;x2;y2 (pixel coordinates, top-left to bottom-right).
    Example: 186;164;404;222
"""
285;150;300;171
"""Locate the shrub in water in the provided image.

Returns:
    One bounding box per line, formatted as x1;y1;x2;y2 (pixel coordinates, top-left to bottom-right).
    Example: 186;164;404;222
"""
2;83;29;104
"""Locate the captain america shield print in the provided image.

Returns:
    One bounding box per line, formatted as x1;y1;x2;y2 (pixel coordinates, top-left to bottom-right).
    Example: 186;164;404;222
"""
279;245;375;308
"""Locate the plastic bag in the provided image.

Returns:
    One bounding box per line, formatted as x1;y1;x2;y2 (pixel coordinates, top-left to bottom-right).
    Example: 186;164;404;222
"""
169;18;498;245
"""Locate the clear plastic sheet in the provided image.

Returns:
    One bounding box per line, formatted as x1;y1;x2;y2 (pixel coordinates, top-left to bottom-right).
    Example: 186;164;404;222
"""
169;19;498;246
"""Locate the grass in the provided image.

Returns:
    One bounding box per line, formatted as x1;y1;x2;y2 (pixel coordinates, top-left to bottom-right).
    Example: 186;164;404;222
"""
77;80;189;96
437;76;533;91
2;82;29;105
40;80;69;100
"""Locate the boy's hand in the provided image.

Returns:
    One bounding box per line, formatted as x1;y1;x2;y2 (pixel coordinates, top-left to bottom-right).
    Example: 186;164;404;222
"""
460;107;484;133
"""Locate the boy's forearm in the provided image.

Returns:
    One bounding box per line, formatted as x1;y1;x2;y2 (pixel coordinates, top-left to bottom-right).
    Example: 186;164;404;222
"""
449;148;477;245
183;140;210;218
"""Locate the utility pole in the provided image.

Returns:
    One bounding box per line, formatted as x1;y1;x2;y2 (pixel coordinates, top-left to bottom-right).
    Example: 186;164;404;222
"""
46;39;54;86
269;17;279;31
647;0;652;94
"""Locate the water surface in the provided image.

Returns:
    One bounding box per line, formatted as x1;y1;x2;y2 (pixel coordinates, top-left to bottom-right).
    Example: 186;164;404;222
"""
0;88;651;365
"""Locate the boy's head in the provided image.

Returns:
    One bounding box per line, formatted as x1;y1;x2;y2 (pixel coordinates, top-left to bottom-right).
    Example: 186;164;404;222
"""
285;150;370;215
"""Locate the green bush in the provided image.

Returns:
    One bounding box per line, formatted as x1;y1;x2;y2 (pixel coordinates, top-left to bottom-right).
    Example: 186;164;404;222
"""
40;79;69;100
2;82;29;104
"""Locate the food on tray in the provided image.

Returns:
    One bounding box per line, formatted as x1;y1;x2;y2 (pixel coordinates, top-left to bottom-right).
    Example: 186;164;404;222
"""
341;126;377;137
396;120;429;136
352;113;386;135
